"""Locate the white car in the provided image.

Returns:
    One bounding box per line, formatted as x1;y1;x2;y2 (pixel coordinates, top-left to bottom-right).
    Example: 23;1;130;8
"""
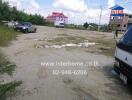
54;21;65;28
114;25;132;85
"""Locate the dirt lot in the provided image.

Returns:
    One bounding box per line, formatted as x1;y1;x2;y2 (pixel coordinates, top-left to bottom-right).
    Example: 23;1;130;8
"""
1;26;132;100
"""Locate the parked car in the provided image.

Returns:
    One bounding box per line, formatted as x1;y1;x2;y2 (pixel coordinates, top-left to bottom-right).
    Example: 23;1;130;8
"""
114;25;132;85
15;22;37;33
54;21;65;28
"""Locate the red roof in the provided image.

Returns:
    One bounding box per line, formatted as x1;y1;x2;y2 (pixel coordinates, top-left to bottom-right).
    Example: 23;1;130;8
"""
53;12;63;16
47;12;68;18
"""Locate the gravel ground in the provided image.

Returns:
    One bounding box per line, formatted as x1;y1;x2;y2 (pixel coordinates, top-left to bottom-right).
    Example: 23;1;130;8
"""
1;26;132;100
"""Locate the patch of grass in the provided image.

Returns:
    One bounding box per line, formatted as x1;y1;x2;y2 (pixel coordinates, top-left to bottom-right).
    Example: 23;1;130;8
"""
48;36;86;45
0;51;15;75
0;25;22;99
0;81;22;100
0;25;20;46
0;51;21;100
89;38;116;57
94;38;116;48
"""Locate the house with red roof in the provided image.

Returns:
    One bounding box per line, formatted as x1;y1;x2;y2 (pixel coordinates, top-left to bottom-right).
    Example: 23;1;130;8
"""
47;12;68;24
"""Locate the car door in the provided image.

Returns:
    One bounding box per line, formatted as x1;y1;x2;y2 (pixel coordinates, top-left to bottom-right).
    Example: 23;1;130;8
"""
28;24;34;32
31;25;35;32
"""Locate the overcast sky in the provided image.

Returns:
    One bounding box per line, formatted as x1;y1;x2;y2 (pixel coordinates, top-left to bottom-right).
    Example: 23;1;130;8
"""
3;0;132;25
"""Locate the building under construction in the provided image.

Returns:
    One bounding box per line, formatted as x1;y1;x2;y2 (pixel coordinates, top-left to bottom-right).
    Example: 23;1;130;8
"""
109;5;132;32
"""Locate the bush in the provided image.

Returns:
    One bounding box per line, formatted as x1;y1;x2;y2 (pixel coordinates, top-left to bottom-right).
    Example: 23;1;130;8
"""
0;81;22;100
0;0;44;25
0;25;19;46
83;22;88;29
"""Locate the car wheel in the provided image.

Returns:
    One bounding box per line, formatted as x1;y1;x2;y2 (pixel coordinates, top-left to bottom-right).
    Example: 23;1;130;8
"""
24;29;28;33
33;28;37;33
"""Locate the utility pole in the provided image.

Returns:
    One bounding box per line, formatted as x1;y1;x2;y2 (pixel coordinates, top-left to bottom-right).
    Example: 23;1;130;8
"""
98;5;102;31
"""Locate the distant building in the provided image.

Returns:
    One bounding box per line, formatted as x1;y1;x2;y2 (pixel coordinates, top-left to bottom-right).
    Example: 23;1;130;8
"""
47;12;68;24
109;5;132;32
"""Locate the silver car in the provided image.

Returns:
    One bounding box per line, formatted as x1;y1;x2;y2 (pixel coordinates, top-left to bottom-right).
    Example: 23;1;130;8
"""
15;22;37;33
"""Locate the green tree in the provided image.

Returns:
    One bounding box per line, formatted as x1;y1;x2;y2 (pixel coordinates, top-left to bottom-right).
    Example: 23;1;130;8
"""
88;23;98;31
83;22;89;29
0;0;45;25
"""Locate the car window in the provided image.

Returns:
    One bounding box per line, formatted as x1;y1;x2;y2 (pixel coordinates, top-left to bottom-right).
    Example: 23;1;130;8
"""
27;24;32;27
20;23;26;26
20;22;32;26
121;26;132;46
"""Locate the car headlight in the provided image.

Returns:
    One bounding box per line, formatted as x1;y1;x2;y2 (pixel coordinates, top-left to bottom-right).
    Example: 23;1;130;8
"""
23;27;26;29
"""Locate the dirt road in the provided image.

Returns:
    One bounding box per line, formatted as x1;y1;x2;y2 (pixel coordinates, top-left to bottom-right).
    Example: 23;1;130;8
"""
2;26;132;100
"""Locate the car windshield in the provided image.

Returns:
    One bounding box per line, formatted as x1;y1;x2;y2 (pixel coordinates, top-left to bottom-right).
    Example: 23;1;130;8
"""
121;26;132;47
60;23;64;25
